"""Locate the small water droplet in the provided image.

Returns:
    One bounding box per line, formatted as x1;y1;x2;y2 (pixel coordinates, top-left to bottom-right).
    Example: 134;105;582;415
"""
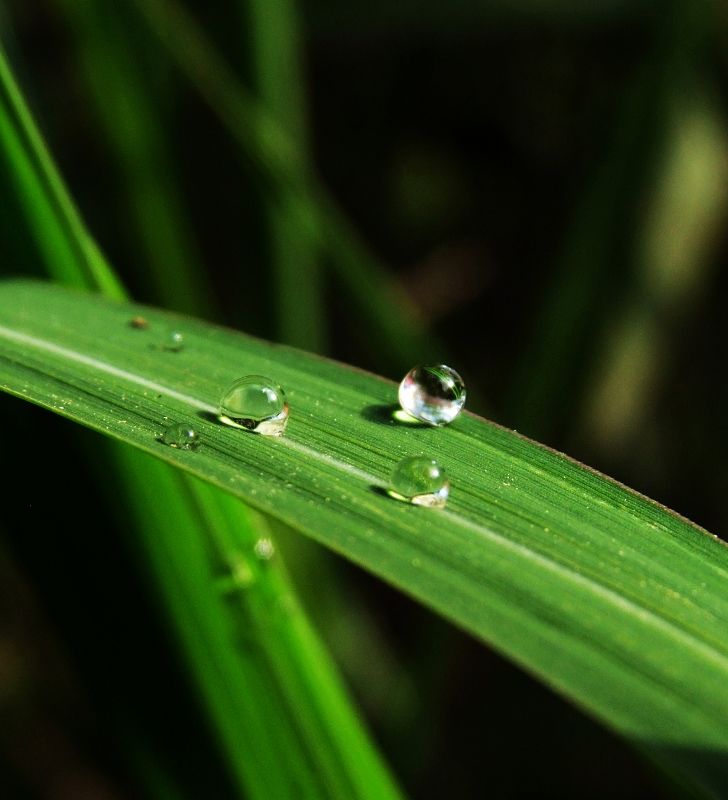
254;538;275;560
398;364;465;426
219;376;289;436
162;330;185;352
388;456;450;507
160;422;199;449
129;315;149;329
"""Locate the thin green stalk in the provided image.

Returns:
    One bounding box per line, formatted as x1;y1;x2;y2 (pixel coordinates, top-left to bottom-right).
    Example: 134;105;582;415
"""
53;5;399;790
577;83;727;453
56;5;401;775
116;457;398;798
56;1;214;317
245;0;325;351
505;0;708;441
0;34;401;799
505;69;655;438
240;0;412;746
129;0;438;370
0;39;124;300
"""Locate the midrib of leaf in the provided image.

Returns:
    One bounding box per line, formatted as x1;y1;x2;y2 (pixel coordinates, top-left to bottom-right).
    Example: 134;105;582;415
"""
0;37;401;800
1;281;728;799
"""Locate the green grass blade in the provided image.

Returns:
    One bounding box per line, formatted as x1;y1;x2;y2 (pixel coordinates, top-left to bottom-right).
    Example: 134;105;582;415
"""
55;1;215;317
0;39;124;299
244;0;325;351
506;1;707;441
113;452;400;799
0;39;401;799
580;85;728;452
129;0;437;368
2;280;727;797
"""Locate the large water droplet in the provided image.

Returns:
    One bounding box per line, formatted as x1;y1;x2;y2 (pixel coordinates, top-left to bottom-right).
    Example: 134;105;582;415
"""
398;364;465;426
219;376;289;436
160;422;200;449
388;456;450;507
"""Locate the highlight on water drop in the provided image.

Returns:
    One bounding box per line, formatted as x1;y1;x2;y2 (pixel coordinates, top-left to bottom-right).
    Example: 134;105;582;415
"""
388;455;450;508
160;422;200;450
398;364;465;426
219;375;289;436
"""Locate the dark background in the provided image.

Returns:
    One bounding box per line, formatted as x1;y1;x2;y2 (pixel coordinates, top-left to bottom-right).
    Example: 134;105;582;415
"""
1;0;726;797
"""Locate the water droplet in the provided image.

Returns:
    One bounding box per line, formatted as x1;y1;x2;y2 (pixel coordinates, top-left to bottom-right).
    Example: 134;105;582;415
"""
129;316;149;329
162;331;185;352
160;422;200;449
388;456;449;507
219;376;289;436
398;364;465;426
254;538;275;560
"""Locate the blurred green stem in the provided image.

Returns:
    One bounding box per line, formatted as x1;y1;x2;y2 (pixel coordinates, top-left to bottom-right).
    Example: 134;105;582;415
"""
56;0;215;317
0;33;401;800
130;0;438;370
0;39;124;299
505;0;709;441
244;0;325;351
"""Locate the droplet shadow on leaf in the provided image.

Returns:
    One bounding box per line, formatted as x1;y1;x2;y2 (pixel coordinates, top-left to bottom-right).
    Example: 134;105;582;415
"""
360;403;428;427
198;410;224;425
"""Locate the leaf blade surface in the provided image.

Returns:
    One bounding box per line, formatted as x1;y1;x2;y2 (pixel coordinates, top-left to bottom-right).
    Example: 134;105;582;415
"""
1;279;727;796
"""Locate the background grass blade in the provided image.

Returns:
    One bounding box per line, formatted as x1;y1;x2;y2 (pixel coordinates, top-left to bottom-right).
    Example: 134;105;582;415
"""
578;84;727;456
244;0;325;351
1;280;727;797
0;38;401;799
54;5;405;786
129;0;439;369
112;454;400;799
505;0;707;442
0;39;124;300
56;0;215;317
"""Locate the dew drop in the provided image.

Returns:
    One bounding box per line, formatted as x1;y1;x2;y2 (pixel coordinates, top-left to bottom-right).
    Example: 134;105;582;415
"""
398;364;465;426
162;331;185;352
254;538;275;560
388;456;450;508
219;375;289;436
160;422;200;449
